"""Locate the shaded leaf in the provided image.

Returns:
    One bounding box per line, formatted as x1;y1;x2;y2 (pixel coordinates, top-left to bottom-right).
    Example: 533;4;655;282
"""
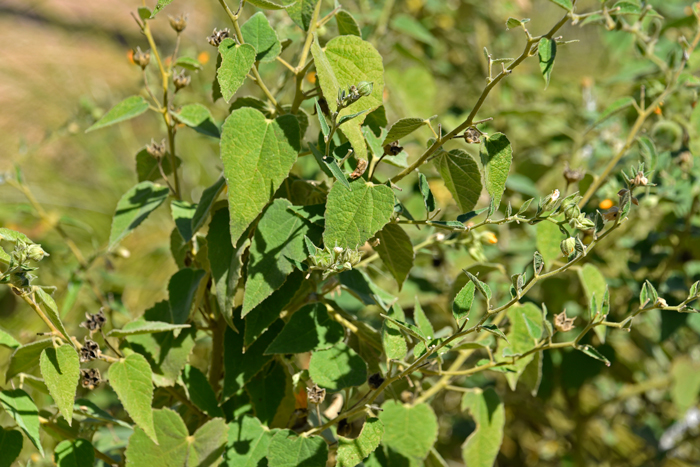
109;181;169;250
0;389;43;456
265;303;344;354
453;281;475;326
267;430;328;467
308;342;367;391
336;10;362;37
241;12;282;62
434;149;482;212
6;339;53;381
538;38;556;89
379;400;437;460
480;133;513;216
182;365;224;418
35;288;72;343
0;428;22;467
337;418;384;467
86;96;149;133
373;223;414;289
107;320;190;338
175;104;220;138
224;415;273;467
54;439;94;467
418;173;436;213
382;118;427;145
168;268;206;325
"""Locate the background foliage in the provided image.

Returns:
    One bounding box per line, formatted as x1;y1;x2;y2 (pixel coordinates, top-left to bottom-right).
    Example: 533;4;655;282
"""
1;0;700;466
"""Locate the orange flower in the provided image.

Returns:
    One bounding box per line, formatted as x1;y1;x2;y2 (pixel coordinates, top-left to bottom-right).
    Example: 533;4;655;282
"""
599;199;613;210
306;71;316;84
294;386;308;410
127;49;135;64
198;51;210;65
484;231;498;244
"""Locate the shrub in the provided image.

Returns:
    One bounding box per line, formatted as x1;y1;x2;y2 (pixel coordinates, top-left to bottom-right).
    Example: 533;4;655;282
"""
1;0;700;465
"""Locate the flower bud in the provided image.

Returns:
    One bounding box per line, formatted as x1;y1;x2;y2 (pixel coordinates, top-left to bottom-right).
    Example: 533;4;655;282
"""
169;14;187;33
563;203;580;221
173;70;191;92
27;244;49;262
541;189;560;212
560;237;576;257
632;171;648;187
132;47;150;69
357;81;373;97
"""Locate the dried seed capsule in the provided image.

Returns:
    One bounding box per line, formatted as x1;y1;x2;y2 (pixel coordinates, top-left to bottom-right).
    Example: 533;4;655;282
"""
350;159;368;179
169;14;188;33
463;127;481;144
337;418;352;437
173;70;191;92
132;47;150;69
207;28;230;47
146;139;167;159
80;309;107;332
80;368;102;390
383;141;403;156
554;310;576;332
308;383;326;404
368;373;385;390
563;165;585;184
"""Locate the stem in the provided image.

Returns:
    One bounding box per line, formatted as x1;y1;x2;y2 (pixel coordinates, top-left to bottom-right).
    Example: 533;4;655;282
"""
390;11;572;184
209;311;226;397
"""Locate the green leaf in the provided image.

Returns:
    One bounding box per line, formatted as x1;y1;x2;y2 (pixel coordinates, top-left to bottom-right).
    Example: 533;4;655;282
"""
286;0;317;30
590;97;635;129
373;223;414;290
0;428;23;467
109;181;169;250
171;200;197;243
243;199;322;314
480;324;508;342
671;356;700;413
125;303;197;387
174;56;203;71
247;0;294;9
108;353;157;443
640;280;658;306
217;38;256;102
480;133;513;215
453;281;475;326
135;148;180;183
337;417;384;467
315;100;330;138
434;149;482;213
382;117;427;145
390;14;436;46
6;339;53;381
224;415;274;466
339;269;395;311
336;10;362;37
461;388;505;467
221;107;301;243
246;360;288;425
308;342;367;391
0;227;31;243
40;345;80;425
86;96;149;132
463;271;492;302
74;398;132;428
191;176;226;235
151;0;173;17
502;303;542;390
382;304;407;360
0;328;19;349
578;263;607;317
379;400;438;459
223;319;283;401
546;0;573;11
308;142;351;188
506;17;528;29
241;12;282;62
207;209;246;331
107;320;190;338
125;408;228;466
244;271;306;347
577;344;611;366
538;37;557;89
182;365;225;418
54;439;94;467
0;389;43;456
311;34;385;161
413;298;435;339
536;220;563;271
324;179;395;249
175;103;220;138
34;288;72;343
418;173;436;213
265;303;344;354
268;430;329;467
168;268;206;324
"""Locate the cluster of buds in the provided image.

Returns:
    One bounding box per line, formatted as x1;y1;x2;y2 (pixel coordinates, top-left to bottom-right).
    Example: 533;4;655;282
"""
383;140;403;156
621;163;654;190
80;309;107;335
560;236;586;260
1;239;48;290
168;14;187;33
11;240;49;264
337;81;373;109
132;47;150;69
80;339;100;363
173;70;191;92
554;310;576;332
308;243;363;278
461;127;483;144
540;189;561;213
563;200;595;231
80;368;101;390
207;28;230;47
146;139;167;159
307;383;326;404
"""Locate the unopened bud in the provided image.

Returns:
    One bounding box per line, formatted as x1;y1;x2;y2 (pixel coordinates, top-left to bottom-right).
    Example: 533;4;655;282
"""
563;203;581;221
132;46;150;69
357;81;373;97
632;171;648;187
560;237;576;257
541;189;560;212
27;244;49;262
169;14;188;33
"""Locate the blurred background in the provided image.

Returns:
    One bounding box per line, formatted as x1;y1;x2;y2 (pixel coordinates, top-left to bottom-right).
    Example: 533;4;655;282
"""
1;0;699;465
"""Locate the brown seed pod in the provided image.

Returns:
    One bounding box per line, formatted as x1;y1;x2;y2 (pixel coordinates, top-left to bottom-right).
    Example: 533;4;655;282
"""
350;159;368;180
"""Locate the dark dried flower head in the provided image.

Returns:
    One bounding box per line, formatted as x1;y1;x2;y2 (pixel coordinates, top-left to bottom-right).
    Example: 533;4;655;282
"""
308;383;326;404
383;141;403;156
169;14;188;33
146;139;167;159
602;206;619;222
463;127;481;144
207;28;230;47
337;418;352;437
554;310;576;332
563;164;585;184
80;368;101;390
173;70;191;92
80;339;100;363
81;309;107;333
350;159;368;180
368;373;385;390
132;46;151;69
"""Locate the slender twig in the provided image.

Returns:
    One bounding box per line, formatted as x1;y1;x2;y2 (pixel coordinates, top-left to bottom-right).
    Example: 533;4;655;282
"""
40;416;120;466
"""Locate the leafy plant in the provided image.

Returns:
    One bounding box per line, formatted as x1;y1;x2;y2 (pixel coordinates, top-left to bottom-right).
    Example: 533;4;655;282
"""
2;0;700;465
